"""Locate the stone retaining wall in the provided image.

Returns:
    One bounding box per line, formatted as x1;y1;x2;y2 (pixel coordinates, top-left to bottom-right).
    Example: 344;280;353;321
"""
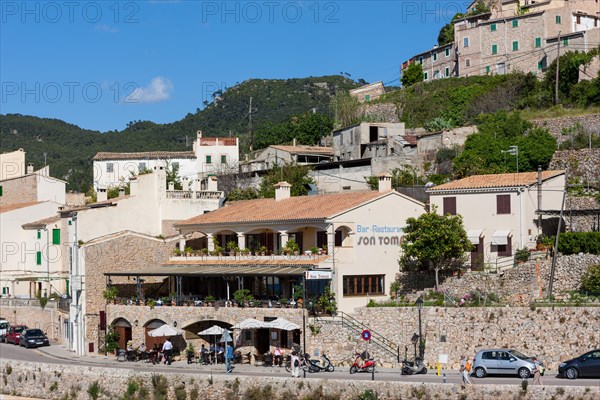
563;196;600;232
1;361;597;400
532;114;600;139
550;149;600;188
308;306;600;369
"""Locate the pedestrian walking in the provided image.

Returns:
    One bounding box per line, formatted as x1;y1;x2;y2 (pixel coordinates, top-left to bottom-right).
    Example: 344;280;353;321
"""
532;357;544;385
162;337;173;365
290;351;300;378
225;343;234;373
459;355;473;388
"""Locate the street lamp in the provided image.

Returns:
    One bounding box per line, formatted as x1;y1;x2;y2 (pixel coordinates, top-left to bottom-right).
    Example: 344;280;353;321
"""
415;297;424;360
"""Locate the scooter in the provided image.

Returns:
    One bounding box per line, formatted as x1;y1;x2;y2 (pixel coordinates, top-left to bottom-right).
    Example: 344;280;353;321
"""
349;353;376;374
401;358;427;375
307;353;335;372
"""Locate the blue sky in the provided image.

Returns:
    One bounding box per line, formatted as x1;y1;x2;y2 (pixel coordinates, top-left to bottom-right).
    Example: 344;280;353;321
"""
1;0;470;132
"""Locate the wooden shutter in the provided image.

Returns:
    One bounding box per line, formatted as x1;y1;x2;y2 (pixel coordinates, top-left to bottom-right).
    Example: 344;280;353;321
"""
443;197;457;215
36;251;42;265
496;195;511;214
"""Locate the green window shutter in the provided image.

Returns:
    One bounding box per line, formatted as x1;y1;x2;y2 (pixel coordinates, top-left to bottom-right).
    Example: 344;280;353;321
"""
512;20;518;28
206;155;212;164
424;72;428;80
36;251;42;265
364;94;370;102
220;155;227;164
37;230;41;239
433;53;437;61
556;15;561;24
538;61;543;70
52;229;60;245
445;67;450;77
445;48;450;57
492;44;498;55
512;41;519;51
491;23;496;31
535;37;541;48
486;66;491;74
563;38;569;46
0;185;3;196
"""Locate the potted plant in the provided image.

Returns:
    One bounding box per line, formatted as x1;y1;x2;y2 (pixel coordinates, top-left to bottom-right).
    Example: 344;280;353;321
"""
146;299;156;309
173;248;182;257
201;248;209;257
284;239;300;255
103;286;118;304
204;295;216;306
233;289;253;307
185;246;193;257
240;248;251;256
310;246;319;256
259;245;268;256
226;241;238;256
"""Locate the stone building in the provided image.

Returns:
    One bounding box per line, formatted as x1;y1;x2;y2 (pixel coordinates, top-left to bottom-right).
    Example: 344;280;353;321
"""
401;43;458;82
403;0;600;79
349;81;386;103
240;142;333;173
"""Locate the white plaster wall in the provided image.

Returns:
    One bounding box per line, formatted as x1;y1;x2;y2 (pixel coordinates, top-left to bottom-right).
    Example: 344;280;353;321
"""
330;193;426;313
0;149;26;180
429;174;566;265
0;201;64;298
93;158;196;191
196;146;240;177
36;175;66;205
311;165;372;193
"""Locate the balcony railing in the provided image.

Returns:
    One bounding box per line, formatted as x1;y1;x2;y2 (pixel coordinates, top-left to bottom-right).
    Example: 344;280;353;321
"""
166;190;223;200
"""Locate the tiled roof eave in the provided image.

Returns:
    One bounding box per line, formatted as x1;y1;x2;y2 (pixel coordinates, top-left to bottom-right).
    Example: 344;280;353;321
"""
177;217;328;229
428;186;526;195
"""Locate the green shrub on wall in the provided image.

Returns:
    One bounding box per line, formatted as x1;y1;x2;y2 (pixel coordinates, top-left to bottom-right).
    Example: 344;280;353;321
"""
581;264;600;293
557;232;600;255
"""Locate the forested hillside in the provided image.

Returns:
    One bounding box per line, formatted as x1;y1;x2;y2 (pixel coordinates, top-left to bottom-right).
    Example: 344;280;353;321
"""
0;76;357;191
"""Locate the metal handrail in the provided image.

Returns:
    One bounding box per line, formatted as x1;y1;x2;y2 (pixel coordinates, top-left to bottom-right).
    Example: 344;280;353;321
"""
316;311;400;361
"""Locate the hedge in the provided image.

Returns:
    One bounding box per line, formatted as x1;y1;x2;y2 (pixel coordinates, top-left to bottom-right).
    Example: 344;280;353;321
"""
556;232;600;255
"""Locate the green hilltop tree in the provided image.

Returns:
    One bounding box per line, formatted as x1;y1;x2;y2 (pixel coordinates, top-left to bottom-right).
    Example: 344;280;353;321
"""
452;111;557;177
400;206;472;288
401;63;424;88
259;165;314;198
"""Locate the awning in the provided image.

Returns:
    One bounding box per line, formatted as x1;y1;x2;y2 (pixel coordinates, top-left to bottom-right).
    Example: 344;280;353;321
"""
492;230;511;245
467;230;483;245
104;264;311;277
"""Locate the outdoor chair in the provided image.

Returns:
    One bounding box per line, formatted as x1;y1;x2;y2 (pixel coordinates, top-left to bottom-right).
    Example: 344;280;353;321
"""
263;353;273;367
253;353;264;366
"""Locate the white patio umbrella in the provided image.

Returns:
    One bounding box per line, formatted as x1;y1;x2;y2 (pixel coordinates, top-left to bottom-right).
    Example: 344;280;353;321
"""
148;324;182;337
231;318;266;330
265;318;300;331
198;325;232;364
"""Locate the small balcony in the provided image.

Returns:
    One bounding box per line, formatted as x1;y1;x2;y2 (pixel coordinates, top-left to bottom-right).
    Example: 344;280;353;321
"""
166;190;223;200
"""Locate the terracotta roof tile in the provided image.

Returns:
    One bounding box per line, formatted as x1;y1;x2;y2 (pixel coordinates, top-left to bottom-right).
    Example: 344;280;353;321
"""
428;171;565;191
177;190;386;226
0;202;42;214
402;135;418;146
93;151;195;161
21;215;61;229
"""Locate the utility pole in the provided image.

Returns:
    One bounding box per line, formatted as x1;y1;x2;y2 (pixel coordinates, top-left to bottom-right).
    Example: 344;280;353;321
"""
248;96;253;152
555;31;561;105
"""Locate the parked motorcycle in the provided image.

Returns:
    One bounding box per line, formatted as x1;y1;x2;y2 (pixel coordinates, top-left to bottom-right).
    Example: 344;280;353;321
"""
307;353;335;372
349;353;375;374
401;358;427;375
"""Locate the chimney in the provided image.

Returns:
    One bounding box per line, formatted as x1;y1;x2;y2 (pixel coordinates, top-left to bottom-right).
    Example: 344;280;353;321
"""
119;187;125;197
97;188;108;202
207;176;218;191
181;176;189;191
378;173;392;193
168;181;175;191
274;181;292;201
129;177;138;196
26;163;34;174
194;178;202;191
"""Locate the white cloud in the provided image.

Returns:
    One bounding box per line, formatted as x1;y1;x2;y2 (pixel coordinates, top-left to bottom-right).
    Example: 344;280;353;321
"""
95;24;119;33
126;77;174;104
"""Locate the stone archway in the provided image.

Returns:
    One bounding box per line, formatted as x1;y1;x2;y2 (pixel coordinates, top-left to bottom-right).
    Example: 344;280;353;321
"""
110;317;132;350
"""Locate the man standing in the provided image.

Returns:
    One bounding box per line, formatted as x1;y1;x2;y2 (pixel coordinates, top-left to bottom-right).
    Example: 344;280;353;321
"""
162;337;173;365
225;343;234;373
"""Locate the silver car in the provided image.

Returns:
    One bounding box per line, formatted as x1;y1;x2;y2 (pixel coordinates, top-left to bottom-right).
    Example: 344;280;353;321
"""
472;349;535;379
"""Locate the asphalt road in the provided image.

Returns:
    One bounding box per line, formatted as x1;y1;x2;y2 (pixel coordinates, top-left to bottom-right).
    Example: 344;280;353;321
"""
1;343;599;389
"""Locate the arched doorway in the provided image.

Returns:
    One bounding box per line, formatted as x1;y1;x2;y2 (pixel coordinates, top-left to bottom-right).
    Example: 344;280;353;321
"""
144;319;167;350
111;318;132;351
